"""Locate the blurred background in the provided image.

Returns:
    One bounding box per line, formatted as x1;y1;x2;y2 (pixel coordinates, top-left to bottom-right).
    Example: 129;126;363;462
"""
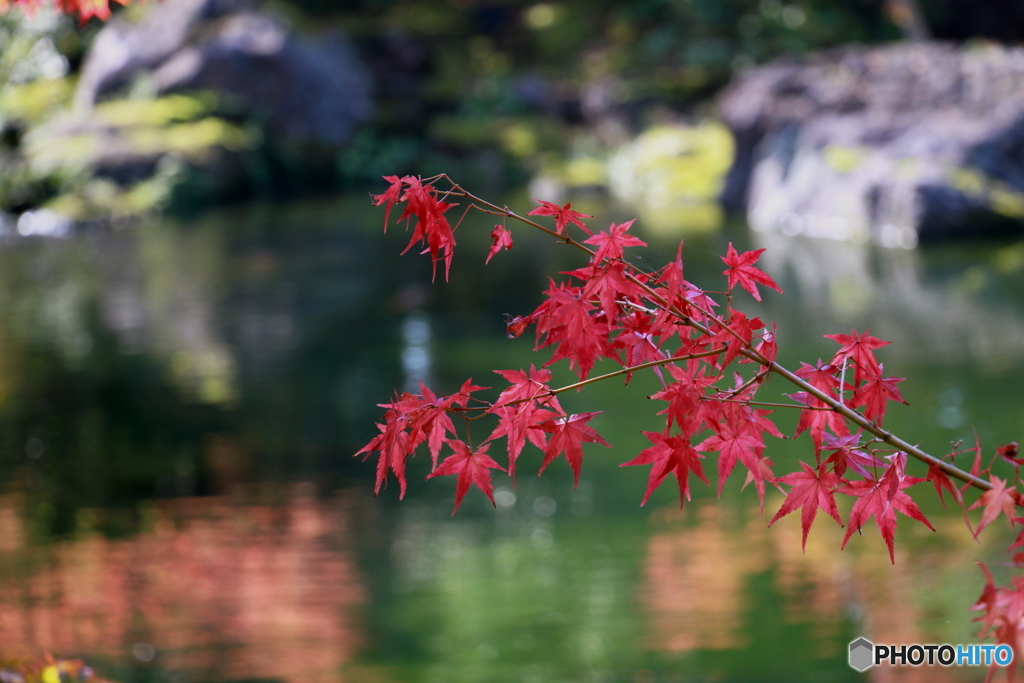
1;0;1024;681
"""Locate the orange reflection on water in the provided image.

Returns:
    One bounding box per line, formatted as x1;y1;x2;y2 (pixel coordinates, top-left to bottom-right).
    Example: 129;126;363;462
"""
641;499;996;681
641;504;770;652
0;489;367;683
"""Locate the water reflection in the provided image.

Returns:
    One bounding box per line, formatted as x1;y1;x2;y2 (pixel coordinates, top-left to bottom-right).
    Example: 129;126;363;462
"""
0;487;366;683
754;231;1024;367
641;500;1001;682
0;194;1020;681
401;311;433;393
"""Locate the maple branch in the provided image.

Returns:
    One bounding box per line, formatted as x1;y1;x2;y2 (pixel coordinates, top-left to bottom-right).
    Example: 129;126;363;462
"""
716;368;772;399
616;258;995;494
446;184;597;258
709;398;823;411
837;357;849;407
457;349;727;421
367;175;1024;654
461;414;474;448
441;177;996;495
760;355;994;493
548;348;726;396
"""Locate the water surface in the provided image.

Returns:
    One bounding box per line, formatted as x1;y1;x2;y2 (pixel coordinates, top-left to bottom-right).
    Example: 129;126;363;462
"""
0;193;1021;683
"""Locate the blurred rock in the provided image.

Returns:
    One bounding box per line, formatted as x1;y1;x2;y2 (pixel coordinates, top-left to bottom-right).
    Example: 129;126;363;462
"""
608;122;733;234
23;93;255;220
5;0;373;222
76;0;371;146
719;42;1024;245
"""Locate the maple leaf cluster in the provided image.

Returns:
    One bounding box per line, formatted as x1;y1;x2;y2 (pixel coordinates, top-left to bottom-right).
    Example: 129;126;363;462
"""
0;0;130;23
975;562;1024;682
361;177;925;551
372;175;459;282
359;175;1024;677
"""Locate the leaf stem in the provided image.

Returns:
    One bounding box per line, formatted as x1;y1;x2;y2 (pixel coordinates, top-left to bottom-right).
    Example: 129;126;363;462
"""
547;348;726;395
455;349;724;415
711;398;824;410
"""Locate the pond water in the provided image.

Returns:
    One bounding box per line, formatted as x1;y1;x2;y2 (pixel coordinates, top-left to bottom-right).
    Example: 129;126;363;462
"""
0;191;1022;683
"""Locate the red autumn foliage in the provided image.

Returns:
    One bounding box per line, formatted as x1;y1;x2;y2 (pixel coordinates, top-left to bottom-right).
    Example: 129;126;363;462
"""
838;453;934;563
1;0;130;23
358;174;1023;680
526;199;592;236
427;440;505;515
971;475;1019;538
768;461;844;551
535;411;611;485
485;225;513;264
622;430;707;506
720;243;783;302
20;0;1024;674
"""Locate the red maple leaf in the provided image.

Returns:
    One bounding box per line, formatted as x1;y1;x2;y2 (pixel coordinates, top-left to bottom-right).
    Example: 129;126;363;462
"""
612;312;667;384
768;462;844;551
534;412;611;485
43;0;127;23
849;365;906;424
742;456;780;515
998;442;1023;469
569;260;648;321
960;430;986;495
583;220;647;263
718;402;784;445
355;413;413;499
794;358;846;396
821;433;884;479
406;383;456;469
427;440;506;514
969;475;1020;538
527;200;593;236
447;378;488;409
756;323;778;363
789;390;850;452
621;430;708;506
397;176;458;281
711;310;763;369
372;175;403;230
697;426;763;497
721;243;783;301
534;280;616;379
486;366;563;476
485;225;514;264
838;454;934;563
655;240;687;304
823;329;890;382
505;314;531;339
492;365;561;410
790;359;850;451
650;363;719;436
927;461;964;509
971;563;1024;683
488;403;557;478
649;242;715;334
683;282;719;320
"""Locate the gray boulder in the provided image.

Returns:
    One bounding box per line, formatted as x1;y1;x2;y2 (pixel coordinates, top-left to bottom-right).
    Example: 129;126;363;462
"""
719;42;1024;246
75;0;370;146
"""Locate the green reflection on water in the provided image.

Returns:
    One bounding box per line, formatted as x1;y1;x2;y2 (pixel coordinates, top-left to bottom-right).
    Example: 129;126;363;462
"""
0;194;1019;683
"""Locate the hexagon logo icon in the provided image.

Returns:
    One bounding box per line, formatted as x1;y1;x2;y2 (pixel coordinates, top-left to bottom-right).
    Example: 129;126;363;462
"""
849;638;874;671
